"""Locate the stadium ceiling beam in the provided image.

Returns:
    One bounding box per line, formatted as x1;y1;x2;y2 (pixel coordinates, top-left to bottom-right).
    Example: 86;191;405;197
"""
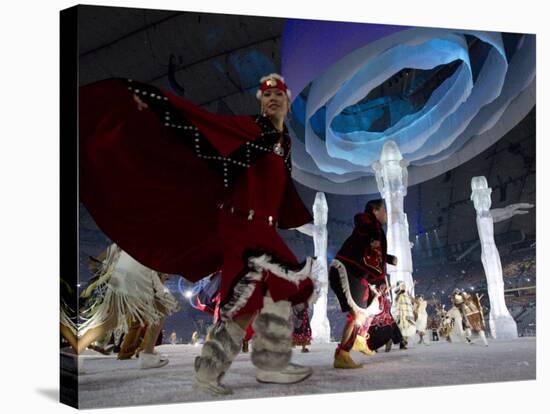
79;12;184;58
146;35;281;84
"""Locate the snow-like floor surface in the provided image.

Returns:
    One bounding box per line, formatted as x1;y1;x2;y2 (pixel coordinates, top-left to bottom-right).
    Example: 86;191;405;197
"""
70;338;536;409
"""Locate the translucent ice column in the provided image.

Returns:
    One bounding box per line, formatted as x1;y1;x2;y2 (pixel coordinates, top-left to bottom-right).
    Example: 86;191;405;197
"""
372;141;414;295
470;176;532;339
310;192;331;343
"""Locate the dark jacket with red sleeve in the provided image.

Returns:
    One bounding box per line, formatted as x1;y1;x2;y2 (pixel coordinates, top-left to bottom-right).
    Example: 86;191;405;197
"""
335;211;396;283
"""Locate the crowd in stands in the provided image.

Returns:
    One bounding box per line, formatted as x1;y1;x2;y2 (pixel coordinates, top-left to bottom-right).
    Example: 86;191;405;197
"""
157;245;537;342
413;246;536;336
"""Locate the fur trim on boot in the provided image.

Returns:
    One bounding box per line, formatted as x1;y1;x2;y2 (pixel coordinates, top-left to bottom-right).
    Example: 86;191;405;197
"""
251;297;293;371
352;335;376;356
194;320;244;395
333;349;363;369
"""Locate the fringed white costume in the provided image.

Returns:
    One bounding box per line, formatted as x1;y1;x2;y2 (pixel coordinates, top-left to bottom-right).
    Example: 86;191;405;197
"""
79;244;178;338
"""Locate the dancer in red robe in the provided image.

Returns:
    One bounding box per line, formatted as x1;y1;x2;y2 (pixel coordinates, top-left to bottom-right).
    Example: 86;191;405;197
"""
79;73;316;394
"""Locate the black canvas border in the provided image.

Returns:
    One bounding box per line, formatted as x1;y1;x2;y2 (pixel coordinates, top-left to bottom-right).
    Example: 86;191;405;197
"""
60;5;79;409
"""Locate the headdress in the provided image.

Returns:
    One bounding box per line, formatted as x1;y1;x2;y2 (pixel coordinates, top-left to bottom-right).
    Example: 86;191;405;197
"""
256;73;292;100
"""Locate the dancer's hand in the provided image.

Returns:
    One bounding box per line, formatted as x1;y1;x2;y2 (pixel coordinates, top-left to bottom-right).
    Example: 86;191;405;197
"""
293;223;314;237
133;94;149;111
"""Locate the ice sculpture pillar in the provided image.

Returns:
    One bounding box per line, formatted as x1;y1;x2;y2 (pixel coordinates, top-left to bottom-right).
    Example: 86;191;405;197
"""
471;176;519;340
310;192;331;343
372;141;414;295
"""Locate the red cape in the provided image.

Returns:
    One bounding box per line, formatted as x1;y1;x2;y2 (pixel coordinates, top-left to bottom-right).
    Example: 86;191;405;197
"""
79;79;310;281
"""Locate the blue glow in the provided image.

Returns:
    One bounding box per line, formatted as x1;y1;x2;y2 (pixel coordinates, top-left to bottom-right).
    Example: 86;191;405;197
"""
331;97;388;135
281;22;535;194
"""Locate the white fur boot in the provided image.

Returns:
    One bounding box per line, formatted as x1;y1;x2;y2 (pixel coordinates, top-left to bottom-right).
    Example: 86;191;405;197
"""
252;297;312;384
194;320;244;395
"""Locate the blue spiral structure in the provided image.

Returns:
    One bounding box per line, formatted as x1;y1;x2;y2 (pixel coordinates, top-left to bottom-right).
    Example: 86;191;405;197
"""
282;21;535;194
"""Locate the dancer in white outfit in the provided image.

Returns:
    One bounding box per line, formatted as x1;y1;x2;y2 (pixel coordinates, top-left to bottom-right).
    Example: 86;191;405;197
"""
77;244;179;368
414;295;429;345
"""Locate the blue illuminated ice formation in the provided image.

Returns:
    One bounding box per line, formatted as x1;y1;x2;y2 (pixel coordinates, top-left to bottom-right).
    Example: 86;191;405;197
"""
282;21;535;194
